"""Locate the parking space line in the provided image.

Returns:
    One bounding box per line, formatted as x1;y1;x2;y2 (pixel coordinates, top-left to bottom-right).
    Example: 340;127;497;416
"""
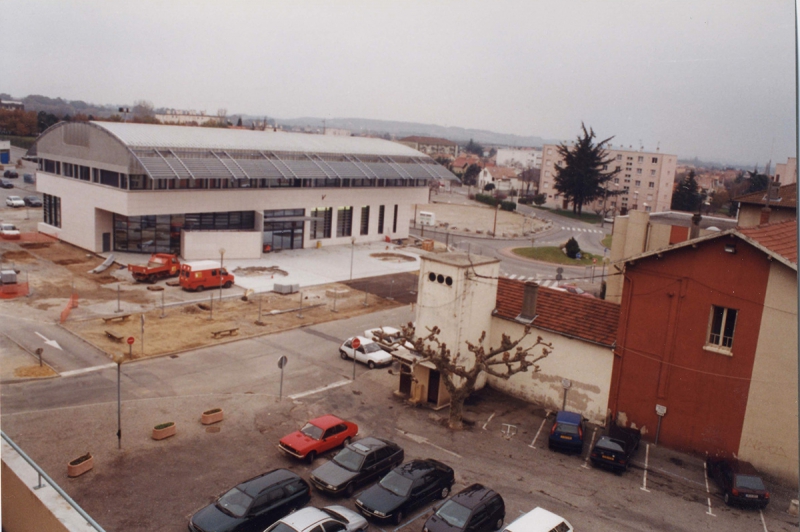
640;444;651;492
393;506;433;531
288;379;350;399
702;458;715;516
582;428;597;469
759;510;768;532
529;414;549;449
482;412;495;430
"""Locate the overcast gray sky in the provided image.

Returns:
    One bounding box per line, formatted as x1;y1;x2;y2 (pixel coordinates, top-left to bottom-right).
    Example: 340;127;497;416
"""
3;1;796;166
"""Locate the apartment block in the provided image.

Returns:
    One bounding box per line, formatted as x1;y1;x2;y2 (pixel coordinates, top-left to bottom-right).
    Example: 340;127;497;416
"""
539;144;677;213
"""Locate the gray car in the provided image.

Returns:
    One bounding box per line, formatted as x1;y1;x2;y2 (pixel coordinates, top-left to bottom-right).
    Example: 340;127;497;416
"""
264;506;368;532
310;437;404;497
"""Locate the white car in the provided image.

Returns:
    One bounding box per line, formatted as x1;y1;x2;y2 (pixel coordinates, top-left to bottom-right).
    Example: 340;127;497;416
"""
5;196;24;208
0;223;20;238
503;507;573;532
363;326;416;352
265;505;367;532
340;336;393;369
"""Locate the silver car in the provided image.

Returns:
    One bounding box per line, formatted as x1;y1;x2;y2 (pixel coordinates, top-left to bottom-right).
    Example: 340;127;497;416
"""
264;506;368;532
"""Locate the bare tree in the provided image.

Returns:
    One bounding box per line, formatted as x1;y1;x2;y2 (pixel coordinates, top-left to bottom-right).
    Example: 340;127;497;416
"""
397;324;554;430
132;100;154;118
216;108;228;125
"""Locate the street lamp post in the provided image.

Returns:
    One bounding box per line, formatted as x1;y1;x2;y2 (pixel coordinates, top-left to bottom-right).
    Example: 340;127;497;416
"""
492;203;500;237
601;186;609;229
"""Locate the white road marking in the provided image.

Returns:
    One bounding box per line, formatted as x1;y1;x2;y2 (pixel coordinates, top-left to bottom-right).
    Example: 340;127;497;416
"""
482;412;496;430
640;444;651;492
288;379;350;399
509;274;518;280
529;413;549;449
702;458;715;516
395;428;462;458
35;331;63;350
60;363;117;377
582;428;597;469
759;510;768;531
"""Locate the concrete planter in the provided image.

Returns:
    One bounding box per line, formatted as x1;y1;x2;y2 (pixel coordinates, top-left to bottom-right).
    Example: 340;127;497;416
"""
152;422;176;440
201;408;224;425
67;452;94;478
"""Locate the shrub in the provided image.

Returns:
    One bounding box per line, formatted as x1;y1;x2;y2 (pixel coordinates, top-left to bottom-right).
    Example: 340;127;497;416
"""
500;200;516;211
565;237;581;259
475;194;499;207
483;183;496;192
532;193;547;206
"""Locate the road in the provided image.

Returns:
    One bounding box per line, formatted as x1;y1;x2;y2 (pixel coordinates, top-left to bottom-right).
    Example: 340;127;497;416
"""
2;305;796;532
413;191;612;289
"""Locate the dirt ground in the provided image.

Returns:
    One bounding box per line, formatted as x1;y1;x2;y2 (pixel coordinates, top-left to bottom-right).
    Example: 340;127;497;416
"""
1;239;408;362
65;284;404;360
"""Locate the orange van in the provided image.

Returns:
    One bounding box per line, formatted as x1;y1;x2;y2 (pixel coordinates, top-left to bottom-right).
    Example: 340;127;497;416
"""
179;261;235;292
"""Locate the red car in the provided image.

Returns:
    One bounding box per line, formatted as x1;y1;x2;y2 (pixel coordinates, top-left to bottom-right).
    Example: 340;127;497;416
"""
278;415;358;463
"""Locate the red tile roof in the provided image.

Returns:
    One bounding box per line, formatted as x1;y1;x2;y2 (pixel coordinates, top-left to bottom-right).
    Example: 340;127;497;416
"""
739;219;797;264
734;183;797;209
494;278;620;346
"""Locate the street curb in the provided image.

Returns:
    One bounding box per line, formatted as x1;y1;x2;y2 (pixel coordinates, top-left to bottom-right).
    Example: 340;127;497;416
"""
0;332;60;382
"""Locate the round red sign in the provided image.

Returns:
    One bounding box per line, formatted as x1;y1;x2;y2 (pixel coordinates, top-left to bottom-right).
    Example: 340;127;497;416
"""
351;338;361;349
127;337;135;345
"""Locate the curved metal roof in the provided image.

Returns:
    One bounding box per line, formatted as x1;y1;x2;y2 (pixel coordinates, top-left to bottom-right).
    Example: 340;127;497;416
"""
93;121;422;157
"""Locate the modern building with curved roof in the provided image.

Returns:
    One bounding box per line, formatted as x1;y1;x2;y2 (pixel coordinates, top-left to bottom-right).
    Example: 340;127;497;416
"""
29;121;454;259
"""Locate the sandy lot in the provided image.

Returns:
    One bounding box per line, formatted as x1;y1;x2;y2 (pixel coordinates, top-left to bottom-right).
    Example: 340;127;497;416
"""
417;202;547;236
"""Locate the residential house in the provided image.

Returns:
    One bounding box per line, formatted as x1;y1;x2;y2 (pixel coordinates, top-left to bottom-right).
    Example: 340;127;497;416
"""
540;145;676;213
477;166;521;193
394;252;620;424
734;182;797;228
608;219;797;484
451;154;483;176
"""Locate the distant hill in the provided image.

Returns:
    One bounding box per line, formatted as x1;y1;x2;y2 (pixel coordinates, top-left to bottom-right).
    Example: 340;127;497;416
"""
242;115;553;148
0;93;121;119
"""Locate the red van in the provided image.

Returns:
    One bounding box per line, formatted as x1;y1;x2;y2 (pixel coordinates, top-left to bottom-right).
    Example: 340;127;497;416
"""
179;261;235;292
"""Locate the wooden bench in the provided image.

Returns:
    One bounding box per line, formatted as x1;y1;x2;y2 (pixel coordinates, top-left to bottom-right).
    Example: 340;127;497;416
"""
105;330;124;343
211;328;239;339
102;314;130;324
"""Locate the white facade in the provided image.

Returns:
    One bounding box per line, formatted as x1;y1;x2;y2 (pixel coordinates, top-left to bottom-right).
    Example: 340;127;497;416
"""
31;122;447;259
477;168;522;193
539;144;677;213
155;111;218;125
495;148;542;169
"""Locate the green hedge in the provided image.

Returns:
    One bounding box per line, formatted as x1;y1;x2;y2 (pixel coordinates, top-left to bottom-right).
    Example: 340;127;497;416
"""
475;194;516;211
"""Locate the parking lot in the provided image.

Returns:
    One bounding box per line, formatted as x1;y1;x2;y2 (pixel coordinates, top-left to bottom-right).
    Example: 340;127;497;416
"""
2;304;798;532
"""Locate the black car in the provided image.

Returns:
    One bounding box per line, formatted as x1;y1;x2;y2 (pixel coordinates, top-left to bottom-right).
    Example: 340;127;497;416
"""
589;424;641;473
423;483;505;532
3;170;18;178
188;469;311;532
548;411;585;454
355;459;455;525
23;196;42;207
0;179;13;189
310;437;404;497
706;457;770;509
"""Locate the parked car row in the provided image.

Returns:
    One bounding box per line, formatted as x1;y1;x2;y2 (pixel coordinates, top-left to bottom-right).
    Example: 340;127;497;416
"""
4;195;41;207
547;410;770;510
192;414;573;532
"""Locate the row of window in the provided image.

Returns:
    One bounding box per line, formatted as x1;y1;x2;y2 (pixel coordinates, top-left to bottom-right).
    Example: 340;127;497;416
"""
616;154;659;164
39;159;430;191
310;205;398;239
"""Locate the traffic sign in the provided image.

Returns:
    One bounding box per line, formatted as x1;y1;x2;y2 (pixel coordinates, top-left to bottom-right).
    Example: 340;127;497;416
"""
127;337;135;345
351;337;361;349
277;355;288;369
593;258;597;264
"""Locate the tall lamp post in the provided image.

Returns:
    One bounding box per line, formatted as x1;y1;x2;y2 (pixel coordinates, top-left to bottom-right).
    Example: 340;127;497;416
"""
218;248;225;302
601;185;609;229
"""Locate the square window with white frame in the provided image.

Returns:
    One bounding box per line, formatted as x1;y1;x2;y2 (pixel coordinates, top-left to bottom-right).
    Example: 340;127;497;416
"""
707;305;737;351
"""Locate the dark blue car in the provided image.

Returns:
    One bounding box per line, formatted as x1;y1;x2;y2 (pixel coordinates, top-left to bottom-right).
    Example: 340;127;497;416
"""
548;411;585;454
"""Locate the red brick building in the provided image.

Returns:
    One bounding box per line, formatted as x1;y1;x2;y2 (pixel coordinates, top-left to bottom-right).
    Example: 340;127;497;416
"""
608;219;797;483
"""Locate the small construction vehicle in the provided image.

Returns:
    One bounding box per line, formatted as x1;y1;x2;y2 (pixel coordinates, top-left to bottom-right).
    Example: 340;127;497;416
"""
179;261;235;292
127;253;181;283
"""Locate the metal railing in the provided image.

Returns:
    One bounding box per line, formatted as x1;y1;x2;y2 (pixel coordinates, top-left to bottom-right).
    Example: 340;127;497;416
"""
1;431;106;532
